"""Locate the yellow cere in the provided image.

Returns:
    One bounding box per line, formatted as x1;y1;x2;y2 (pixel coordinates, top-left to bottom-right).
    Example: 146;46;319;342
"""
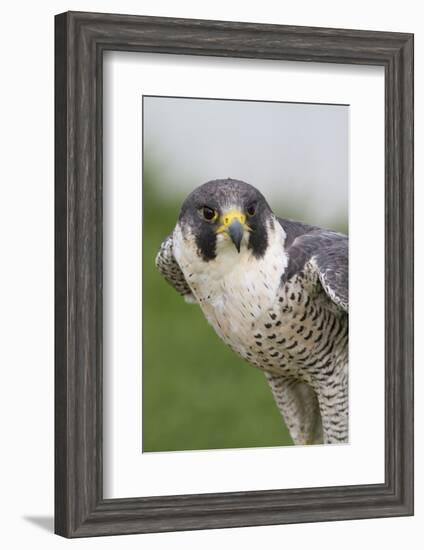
216;209;249;233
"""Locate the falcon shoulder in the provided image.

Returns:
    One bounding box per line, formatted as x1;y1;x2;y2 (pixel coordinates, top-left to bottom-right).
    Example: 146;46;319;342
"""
155;233;196;303
279;218;348;312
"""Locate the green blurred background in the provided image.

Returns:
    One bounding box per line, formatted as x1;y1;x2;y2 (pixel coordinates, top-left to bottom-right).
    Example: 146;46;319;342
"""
142;97;348;453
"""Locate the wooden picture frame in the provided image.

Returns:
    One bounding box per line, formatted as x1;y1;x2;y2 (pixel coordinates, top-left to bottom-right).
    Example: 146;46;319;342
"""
55;11;414;538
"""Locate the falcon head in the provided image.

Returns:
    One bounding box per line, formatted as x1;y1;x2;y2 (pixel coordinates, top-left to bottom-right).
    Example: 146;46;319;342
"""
177;178;275;262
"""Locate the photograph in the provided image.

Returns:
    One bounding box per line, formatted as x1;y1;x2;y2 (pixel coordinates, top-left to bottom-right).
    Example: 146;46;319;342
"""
142;95;349;452
51;8;413;540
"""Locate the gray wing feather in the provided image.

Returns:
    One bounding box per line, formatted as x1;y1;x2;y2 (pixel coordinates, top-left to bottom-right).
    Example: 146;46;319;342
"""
279;218;348;312
155;233;195;302
312;239;348;312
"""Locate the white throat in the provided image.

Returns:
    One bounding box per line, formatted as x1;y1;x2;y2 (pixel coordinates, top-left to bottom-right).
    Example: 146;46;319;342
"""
173;219;288;350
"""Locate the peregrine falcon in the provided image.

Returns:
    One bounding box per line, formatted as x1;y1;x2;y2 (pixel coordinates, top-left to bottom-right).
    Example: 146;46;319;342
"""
156;179;348;445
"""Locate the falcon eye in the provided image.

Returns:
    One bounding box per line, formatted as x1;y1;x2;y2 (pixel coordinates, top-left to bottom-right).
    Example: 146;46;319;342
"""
246;203;257;217
201;206;218;222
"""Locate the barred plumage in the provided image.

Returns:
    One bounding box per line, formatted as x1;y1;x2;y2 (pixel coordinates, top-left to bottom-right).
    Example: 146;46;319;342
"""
156;179;348;445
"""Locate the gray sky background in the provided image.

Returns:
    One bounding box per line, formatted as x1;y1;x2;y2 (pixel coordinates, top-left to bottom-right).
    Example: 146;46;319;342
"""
143;96;348;229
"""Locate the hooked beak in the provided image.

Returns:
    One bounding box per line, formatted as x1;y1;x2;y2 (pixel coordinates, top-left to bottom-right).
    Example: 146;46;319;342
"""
227;220;244;253
216;209;248;253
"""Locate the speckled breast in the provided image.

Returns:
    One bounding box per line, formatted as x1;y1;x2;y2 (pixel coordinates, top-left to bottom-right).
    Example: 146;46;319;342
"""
201;271;348;386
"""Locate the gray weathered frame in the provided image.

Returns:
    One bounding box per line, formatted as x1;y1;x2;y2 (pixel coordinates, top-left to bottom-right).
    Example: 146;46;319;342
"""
55;11;414;538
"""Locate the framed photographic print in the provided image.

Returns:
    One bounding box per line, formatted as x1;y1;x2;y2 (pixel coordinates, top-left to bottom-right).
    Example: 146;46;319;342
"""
55;11;414;537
